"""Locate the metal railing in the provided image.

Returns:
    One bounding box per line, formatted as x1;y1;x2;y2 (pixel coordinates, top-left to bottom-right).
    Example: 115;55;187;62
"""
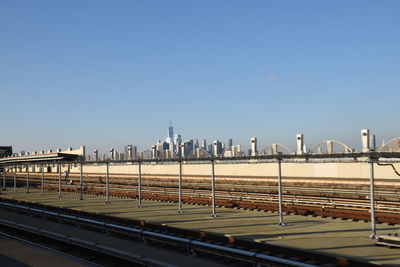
1;151;400;240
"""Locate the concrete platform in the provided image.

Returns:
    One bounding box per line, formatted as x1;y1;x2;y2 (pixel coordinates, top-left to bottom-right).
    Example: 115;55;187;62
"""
0;233;88;267
1;188;400;266
0;209;223;267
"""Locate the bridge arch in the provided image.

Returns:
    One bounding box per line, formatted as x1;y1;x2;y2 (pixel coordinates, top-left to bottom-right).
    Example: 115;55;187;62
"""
310;140;353;154
138;150;152;159
260;144;292;155
377;137;400;152
222;148;247;157
187;148;211;159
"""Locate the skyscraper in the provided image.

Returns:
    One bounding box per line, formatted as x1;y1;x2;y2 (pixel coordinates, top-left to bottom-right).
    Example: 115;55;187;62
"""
174;134;182;145
167;122;174;140
201;139;207;150
213;140;223;156
124;145;132;159
184;139;194;156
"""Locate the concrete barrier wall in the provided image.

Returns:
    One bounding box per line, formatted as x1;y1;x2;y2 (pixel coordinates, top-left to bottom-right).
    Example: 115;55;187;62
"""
54;161;400;180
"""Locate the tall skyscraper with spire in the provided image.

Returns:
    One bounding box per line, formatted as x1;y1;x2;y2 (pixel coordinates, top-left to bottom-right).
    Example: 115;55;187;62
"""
166;121;174;145
168;121;174;141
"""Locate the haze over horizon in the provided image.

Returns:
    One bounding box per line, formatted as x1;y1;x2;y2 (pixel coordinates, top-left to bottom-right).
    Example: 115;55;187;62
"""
1;1;399;153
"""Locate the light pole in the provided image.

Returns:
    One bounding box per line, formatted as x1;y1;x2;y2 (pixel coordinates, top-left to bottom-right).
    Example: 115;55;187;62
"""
79;162;83;200
211;158;216;217
26;164;30;193
13;165;16;192
2;166;5;190
58;163;62;198
41;164;44;196
277;156;286;226
178;159;183;213
369;155;377;239
105;162;110;204
138;160;142;208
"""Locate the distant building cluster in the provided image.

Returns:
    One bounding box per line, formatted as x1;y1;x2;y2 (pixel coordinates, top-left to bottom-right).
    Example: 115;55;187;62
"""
113;127;400;160
148;123;245;159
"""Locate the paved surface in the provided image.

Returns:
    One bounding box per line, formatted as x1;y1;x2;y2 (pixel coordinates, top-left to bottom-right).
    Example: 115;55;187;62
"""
0;209;223;267
0;233;89;267
1;188;400;266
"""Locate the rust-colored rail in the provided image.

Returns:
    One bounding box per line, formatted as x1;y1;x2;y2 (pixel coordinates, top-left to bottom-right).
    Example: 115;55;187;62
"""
4;173;400;225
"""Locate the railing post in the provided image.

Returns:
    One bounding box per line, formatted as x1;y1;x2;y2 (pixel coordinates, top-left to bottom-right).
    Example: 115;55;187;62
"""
178;159;183;213
211;158;217;217
2;166;5;190
26;164;30;193
13;165;16;192
41;164;44;196
79;162;83;200
106;162;110;204
369;156;377;239
138;160;142;208
58;163;62;198
0;166;2;194
277;157;286;226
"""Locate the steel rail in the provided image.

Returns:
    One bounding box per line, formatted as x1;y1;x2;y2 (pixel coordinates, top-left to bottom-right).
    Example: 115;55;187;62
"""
32;181;400;200
5;174;400;207
11;179;400;212
62;185;400;210
8;176;400;199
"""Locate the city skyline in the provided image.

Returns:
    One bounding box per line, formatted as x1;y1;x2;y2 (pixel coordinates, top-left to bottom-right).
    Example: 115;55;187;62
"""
3;119;400;156
5;123;399;159
1;1;399;153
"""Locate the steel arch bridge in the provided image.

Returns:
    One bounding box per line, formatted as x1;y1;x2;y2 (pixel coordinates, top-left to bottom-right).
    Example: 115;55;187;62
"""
310;140;353;154
187;148;211;159
259;144;292;155
222;148;247;157
377;137;400;152
139;150;152;159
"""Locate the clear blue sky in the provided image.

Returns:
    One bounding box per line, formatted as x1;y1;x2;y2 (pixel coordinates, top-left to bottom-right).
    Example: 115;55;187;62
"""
1;0;399;154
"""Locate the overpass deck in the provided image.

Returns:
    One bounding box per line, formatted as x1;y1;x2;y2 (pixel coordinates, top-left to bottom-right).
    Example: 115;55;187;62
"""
1;189;399;266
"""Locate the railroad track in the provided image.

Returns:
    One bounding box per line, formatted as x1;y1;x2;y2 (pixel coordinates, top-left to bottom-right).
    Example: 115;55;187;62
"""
7;173;400;202
4;174;400;224
0;198;376;267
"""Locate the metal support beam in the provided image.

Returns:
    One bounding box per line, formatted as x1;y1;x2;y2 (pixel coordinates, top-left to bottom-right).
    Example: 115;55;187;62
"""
58;164;62;198
41;164;44;196
13;166;16;192
211;159;216;217
369;159;377;239
277;158;286;226
138;161;142;208
79;162;83;200
26;165;29;193
105;162;110;204
178;160;183;213
2;166;5;190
